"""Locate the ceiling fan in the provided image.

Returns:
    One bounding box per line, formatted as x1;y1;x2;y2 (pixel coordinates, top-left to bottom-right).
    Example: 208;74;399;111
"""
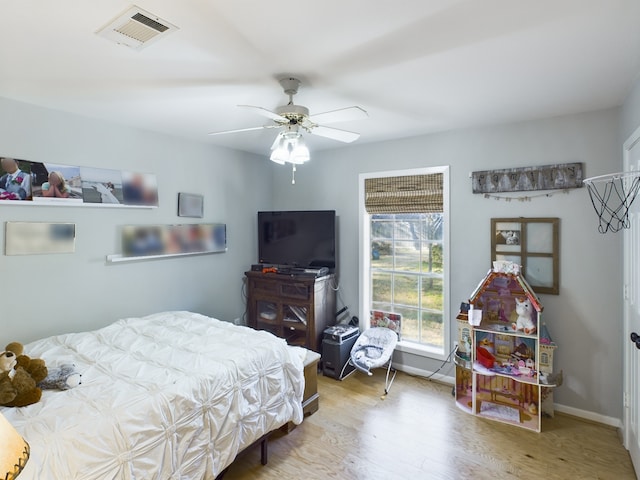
208;77;368;165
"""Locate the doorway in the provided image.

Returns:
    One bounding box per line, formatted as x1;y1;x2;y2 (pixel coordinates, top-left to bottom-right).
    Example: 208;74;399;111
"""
623;125;640;473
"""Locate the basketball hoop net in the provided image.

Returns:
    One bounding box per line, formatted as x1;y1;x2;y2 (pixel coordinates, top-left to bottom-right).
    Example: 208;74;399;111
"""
583;172;640;234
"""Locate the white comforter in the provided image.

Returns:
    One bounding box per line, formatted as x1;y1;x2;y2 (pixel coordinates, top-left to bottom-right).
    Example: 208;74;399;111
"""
1;311;305;479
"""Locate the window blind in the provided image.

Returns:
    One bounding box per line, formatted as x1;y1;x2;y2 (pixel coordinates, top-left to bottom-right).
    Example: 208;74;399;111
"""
364;173;443;213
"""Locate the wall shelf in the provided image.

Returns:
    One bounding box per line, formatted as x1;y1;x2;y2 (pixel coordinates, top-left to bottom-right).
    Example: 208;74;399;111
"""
1;201;156;209
106;249;227;264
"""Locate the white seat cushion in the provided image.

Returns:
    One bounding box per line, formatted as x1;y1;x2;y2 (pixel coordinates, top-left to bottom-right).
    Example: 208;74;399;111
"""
350;327;398;374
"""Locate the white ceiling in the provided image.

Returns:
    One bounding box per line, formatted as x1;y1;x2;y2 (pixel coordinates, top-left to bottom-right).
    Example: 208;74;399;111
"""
1;0;639;155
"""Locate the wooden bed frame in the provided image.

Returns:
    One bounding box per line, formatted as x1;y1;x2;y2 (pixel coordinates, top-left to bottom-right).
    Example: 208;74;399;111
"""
302;352;320;414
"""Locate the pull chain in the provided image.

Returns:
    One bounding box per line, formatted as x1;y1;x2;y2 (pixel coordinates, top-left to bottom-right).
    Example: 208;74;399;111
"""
291;164;296;185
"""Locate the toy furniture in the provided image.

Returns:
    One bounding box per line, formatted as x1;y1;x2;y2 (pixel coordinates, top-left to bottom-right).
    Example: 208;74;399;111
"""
454;261;560;432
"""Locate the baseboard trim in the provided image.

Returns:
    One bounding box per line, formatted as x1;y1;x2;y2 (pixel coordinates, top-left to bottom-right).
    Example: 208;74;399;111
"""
394;363;455;385
395;362;623;429
553;403;622;429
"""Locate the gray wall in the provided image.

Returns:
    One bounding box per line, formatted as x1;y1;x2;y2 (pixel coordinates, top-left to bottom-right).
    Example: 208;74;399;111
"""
1;92;629;419
622;77;640;141
271;107;622;419
0;97;270;343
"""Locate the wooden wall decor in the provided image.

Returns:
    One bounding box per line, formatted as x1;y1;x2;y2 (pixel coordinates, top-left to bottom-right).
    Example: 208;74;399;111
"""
472;163;583;194
491;217;560;295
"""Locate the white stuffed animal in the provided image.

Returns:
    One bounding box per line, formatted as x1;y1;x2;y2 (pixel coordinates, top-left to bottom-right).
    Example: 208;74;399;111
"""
512;298;536;334
37;364;82;390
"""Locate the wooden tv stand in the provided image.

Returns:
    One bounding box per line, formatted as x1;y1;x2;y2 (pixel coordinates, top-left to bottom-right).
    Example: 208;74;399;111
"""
245;270;336;352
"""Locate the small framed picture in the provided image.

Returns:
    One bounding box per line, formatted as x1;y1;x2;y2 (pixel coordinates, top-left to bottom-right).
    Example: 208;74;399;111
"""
178;193;203;218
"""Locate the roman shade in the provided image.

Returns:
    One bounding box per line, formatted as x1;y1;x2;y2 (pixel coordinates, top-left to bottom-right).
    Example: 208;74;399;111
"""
364;173;443;213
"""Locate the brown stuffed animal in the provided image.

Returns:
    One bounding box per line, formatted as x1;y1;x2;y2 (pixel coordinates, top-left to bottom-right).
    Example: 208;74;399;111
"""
0;342;48;407
0;372;16;404
7;342;47;382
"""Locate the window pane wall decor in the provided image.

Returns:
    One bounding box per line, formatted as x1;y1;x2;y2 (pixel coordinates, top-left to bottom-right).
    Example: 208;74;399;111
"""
491;217;559;294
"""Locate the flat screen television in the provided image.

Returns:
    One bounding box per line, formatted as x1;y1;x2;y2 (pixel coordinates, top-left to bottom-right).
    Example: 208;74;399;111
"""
258;210;336;272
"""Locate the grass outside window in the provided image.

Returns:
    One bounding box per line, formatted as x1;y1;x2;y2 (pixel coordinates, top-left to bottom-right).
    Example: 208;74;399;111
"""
370;213;444;349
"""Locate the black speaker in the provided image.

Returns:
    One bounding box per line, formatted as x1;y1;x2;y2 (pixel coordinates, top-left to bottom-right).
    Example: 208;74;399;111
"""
322;333;359;380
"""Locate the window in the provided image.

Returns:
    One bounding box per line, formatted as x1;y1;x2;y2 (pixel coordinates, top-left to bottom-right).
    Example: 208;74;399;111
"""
359;167;449;359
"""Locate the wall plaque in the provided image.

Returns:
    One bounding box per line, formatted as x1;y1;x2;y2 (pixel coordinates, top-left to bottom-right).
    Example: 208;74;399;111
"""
472;163;583;194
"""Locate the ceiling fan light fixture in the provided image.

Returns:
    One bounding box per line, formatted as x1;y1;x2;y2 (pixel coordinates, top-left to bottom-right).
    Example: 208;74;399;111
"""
269;133;287;164
290;137;310;164
270;132;284;151
269;144;287;164
269;128;310;165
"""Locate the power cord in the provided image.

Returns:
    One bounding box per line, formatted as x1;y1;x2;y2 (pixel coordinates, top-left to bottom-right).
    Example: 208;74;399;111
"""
424;344;458;381
240;276;248;325
330;275;340;292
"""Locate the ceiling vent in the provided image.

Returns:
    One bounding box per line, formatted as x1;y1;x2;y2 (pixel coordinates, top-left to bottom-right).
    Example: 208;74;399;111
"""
96;6;178;50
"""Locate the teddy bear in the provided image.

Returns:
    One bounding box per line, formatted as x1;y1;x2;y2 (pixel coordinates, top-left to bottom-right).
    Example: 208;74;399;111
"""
511;297;537;335
0;342;48;407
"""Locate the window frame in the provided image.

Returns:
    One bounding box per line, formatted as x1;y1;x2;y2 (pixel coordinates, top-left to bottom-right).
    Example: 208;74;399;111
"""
359;166;450;360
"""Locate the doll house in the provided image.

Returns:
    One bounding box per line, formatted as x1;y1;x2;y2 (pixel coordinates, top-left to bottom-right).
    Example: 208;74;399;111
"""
454;261;560;432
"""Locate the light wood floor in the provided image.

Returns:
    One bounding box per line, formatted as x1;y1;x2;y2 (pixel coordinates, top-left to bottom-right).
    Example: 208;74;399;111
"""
225;370;636;480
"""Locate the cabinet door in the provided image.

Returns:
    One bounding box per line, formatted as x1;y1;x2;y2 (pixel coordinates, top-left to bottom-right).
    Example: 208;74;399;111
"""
255;300;281;337
282;304;308;346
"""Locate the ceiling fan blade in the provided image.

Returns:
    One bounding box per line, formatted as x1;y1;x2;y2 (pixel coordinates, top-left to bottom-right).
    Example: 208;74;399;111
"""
310;125;361;143
308;106;368;125
238;105;288;123
208;126;271;136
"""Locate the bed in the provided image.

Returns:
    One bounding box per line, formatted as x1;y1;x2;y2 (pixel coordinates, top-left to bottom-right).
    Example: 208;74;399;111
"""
1;311;308;479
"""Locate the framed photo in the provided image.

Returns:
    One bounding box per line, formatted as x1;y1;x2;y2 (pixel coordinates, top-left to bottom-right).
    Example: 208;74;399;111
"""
31;162;83;204
122;171;158;206
0;157;34;201
121;223;226;257
6;222;76;255
80;167;124;204
178;193;203;218
491;218;559;295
